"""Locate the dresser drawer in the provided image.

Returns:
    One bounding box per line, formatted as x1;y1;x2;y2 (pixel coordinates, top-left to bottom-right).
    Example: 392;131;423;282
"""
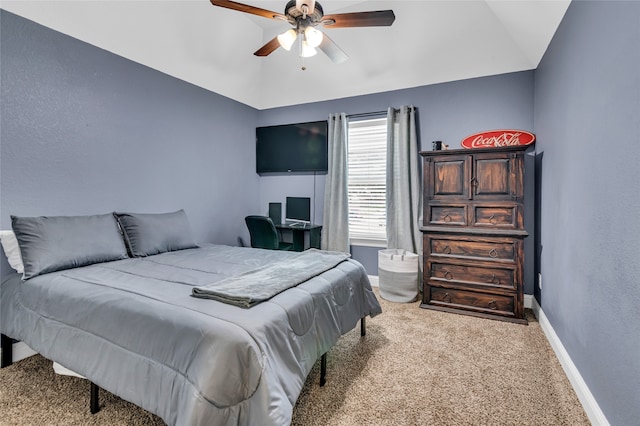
471;204;523;229
428;236;516;262
427;204;467;226
426;286;516;318
426;203;524;229
430;261;516;290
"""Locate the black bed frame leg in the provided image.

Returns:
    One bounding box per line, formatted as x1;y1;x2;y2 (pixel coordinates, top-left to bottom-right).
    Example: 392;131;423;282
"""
90;382;100;414
318;317;366;388
1;334;13;368
319;353;327;387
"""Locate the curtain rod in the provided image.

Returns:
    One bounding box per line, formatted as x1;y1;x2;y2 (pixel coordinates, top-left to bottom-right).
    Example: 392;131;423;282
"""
347;106;416;119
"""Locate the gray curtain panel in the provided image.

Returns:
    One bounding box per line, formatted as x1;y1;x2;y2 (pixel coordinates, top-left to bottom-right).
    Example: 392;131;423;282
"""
321;113;350;253
386;106;422;259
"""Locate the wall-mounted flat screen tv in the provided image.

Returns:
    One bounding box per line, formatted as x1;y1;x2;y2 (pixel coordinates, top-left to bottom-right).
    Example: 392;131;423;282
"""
256;120;328;174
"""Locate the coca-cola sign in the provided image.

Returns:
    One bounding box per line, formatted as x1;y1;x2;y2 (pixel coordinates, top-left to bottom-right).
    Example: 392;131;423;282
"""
461;130;535;149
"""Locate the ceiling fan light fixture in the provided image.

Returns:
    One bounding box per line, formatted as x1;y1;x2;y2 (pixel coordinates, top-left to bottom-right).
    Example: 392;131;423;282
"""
304;26;323;48
300;40;317;58
277;29;297;51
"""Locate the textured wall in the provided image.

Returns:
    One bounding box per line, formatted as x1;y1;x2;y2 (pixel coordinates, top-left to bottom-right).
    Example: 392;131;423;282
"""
3;2;638;422
0;11;260;277
534;1;640;424
258;72;536;279
0;9;535;281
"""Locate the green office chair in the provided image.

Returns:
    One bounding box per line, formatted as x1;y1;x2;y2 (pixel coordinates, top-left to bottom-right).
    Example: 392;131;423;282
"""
244;216;294;251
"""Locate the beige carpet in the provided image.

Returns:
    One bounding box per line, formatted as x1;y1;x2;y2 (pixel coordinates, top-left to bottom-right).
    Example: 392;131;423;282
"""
0;289;590;425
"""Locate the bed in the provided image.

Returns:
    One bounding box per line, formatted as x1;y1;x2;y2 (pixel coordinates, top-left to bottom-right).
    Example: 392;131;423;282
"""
0;211;382;425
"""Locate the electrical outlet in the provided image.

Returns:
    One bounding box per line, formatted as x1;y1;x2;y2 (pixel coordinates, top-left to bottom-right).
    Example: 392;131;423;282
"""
538;273;542;289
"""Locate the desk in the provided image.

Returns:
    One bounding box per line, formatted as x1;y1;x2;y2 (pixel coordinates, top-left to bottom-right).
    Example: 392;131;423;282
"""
275;223;322;252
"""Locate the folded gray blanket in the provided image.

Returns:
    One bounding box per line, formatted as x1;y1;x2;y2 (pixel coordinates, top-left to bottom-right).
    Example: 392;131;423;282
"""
191;249;350;308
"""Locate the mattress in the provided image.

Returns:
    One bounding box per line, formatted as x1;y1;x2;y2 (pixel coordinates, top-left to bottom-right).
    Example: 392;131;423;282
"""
0;244;381;425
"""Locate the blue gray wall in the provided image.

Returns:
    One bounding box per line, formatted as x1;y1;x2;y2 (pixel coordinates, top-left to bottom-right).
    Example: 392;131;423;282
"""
258;71;536;286
533;1;640;424
0;10;260;277
4;3;638;423
0;10;536;286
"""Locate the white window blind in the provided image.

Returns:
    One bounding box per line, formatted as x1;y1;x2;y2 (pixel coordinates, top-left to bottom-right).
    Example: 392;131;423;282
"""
348;117;387;245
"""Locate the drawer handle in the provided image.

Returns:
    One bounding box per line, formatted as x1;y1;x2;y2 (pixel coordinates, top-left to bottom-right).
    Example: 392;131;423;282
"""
489;248;498;258
443;270;453;280
488;300;498;310
490;274;500;284
443;293;452;303
443;214;452;223
442;245;451;254
489;214;497;224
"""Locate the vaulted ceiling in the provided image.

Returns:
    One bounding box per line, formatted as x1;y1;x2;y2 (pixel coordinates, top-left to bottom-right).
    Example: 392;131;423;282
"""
1;1;571;110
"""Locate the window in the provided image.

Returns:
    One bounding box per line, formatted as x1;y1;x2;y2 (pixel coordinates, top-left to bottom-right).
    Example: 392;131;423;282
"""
347;117;387;246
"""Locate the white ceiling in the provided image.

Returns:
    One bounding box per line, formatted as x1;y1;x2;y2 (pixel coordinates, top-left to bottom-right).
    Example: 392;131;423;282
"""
1;0;571;110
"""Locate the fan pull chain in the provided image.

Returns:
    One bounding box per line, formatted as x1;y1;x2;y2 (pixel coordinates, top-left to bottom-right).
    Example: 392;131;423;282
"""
299;37;307;70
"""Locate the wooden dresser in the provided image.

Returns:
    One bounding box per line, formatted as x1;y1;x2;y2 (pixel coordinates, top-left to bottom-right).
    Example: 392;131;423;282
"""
420;145;531;324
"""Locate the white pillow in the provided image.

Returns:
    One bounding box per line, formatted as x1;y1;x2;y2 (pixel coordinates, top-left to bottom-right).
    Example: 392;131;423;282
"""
0;230;25;274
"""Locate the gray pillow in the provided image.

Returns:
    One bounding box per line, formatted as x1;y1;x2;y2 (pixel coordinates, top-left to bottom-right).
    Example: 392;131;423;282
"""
11;213;129;280
114;210;198;257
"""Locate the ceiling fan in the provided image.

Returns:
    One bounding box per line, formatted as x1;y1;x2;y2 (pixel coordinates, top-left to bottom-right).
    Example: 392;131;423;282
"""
210;0;395;65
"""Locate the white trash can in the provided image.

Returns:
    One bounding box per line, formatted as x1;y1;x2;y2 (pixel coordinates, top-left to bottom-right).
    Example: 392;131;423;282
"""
378;249;419;303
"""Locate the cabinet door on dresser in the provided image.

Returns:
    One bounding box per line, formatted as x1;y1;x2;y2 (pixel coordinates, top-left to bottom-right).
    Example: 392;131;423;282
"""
425;155;471;201
472;151;524;201
424;151;523;202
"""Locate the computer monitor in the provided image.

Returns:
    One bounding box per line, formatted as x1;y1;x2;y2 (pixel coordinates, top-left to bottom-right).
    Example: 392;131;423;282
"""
285;197;311;224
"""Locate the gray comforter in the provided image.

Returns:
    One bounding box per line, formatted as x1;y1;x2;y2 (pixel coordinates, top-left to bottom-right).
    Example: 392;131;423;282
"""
0;244;382;425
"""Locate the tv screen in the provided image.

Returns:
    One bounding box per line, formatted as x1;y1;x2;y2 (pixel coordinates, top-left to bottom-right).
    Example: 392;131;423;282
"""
256;121;328;174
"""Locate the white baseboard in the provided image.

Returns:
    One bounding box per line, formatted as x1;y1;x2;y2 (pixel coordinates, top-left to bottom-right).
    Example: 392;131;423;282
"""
0;341;37;365
53;361;85;378
524;294;533;309
368;275;379;287
531;298;609;426
1;341;85;378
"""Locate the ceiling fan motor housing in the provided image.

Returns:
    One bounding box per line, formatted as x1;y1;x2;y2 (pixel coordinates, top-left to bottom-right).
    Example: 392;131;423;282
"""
286;0;323;23
296;0;315;15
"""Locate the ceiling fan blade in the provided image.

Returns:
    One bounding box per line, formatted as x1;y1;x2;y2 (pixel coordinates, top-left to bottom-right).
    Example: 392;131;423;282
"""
322;10;395;28
318;34;348;64
210;0;286;20
254;37;281;57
